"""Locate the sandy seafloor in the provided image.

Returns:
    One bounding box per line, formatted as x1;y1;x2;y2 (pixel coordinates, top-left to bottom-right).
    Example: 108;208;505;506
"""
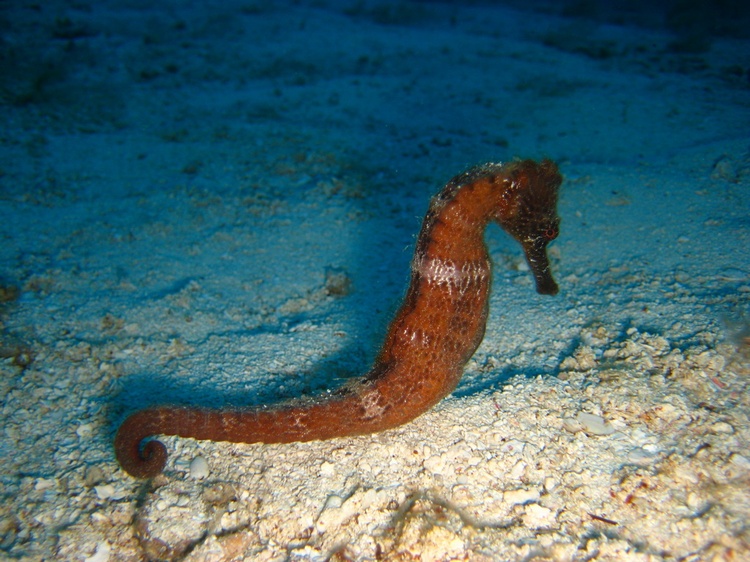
1;0;750;560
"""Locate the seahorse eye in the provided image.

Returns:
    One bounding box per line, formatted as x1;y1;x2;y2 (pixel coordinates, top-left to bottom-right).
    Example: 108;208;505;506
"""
544;227;558;240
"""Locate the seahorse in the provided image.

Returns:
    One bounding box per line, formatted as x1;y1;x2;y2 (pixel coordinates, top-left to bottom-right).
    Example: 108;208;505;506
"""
115;159;562;478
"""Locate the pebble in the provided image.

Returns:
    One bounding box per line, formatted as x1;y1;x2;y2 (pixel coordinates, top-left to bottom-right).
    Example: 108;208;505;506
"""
76;423;94;437
504;487;540;506
92;485;126;501
711;422;734;435
319;461;336;477
84;466;106;487
522;504;556;529
84;541;111;562
323;494;343;510
627;447;658;466
94;485;115;500
316;488;384;533
34;478;56;491
497;439;527;455
562;417;584;433
576;412;615;436
730;453;750;471
509;461;526;480
673;465;699;485
423;455;446;474
189;456;210;479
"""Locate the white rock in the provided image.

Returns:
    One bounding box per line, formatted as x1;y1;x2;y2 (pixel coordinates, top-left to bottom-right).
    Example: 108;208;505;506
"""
319;461;335;477
653;403;679;423
323;494;343;510
673;465;699;485
34;478;56;491
522;504;556;529
686;492;702;510
562;417;584;433
423;455;446;474
509;461;526;480
576;412;615;436
189;456;210;479
497;439;527;455
315;488;383;533
627;447;657;466
711;422;734;434
730;453;750;471
84;541;111;562
76;423;94;437
94;484;115;500
504;487;540;506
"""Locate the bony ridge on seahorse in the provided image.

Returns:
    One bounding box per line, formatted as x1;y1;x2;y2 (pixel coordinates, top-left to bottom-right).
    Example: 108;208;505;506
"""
115;158;562;478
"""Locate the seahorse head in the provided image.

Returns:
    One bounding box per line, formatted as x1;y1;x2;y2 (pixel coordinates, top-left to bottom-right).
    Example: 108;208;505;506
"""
497;159;562;295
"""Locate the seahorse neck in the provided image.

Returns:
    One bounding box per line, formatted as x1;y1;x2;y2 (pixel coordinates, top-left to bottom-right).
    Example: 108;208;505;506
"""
415;177;500;265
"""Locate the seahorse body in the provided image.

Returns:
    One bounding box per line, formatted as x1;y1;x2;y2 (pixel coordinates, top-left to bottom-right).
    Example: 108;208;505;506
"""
115;159;562;478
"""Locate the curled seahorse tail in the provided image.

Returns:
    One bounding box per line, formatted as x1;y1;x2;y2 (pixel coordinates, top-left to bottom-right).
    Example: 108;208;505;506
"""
114;408;170;479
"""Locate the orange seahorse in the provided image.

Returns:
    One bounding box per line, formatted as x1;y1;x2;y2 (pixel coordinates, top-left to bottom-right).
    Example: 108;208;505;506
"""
115;159;562;478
